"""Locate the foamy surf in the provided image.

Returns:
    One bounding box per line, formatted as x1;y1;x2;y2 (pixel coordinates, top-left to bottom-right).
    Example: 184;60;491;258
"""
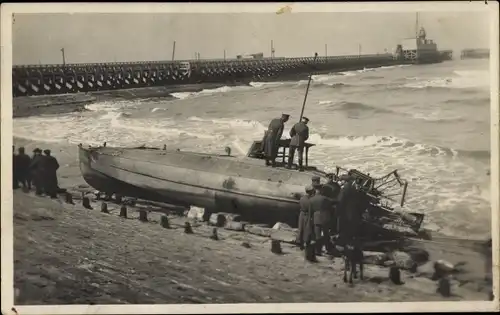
402;69;489;90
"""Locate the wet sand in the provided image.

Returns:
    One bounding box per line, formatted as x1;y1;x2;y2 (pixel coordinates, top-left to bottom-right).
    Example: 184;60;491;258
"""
12;137;493;304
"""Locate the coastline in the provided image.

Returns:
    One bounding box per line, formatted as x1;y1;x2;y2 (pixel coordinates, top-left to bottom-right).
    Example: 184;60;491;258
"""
12;136;493;304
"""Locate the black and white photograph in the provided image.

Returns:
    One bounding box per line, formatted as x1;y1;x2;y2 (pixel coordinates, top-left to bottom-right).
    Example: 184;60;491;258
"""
1;2;499;314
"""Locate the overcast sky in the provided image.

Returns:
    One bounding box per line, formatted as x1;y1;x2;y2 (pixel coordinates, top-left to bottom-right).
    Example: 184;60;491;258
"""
12;12;490;65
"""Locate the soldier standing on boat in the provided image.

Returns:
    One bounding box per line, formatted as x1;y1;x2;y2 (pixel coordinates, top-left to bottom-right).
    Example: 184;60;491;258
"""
261;114;290;167
42;149;60;199
309;182;334;256
29;148;44;196
296;185;315;250
287;117;310;172
16;147;32;190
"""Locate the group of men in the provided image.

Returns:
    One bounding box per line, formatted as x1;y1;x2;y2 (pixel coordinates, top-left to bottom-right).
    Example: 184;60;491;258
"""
13;146;61;198
261;113;310;171
296;173;370;259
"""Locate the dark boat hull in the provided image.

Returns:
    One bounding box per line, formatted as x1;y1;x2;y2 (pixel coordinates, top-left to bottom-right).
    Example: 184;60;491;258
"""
78;145;328;225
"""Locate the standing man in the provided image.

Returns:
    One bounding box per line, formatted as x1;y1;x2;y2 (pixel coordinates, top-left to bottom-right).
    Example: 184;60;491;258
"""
287;116;310;172
262;114;290;167
13;146;19;189
16;147;32;190
309;182;334;256
42;149;60;199
322;173;342;235
29;148;44;196
336;175;367;242
296;185;315;250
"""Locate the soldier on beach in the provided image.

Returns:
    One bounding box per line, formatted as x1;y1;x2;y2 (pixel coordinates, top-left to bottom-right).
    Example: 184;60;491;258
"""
336;175;368;242
287;116;310;172
13;146;19;189
29;148;45;196
296;185;315;250
16;147;32;190
42;149;60;199
261;114;290;167
321;173;341;235
309;183;334;256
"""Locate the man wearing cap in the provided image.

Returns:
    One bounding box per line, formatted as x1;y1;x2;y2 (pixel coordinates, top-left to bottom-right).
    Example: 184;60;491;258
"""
29;148;44;195
308;182;334;256
16;147;32;190
261;114;290;167
296;185;315;250
42;149;60;198
287;116;310;172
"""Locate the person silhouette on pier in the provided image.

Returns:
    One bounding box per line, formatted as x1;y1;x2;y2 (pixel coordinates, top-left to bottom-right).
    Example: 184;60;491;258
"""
262;113;290;167
287;116;310;172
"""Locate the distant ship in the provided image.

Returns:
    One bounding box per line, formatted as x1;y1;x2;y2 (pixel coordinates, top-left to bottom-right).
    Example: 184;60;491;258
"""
393;13;453;64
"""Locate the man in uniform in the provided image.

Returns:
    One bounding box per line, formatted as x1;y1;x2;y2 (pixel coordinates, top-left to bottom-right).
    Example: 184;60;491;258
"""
29;148;44;196
261;114;290;167
42;149;60;198
296;185;315;250
322;173;342;235
309;182;334;256
287;116;310;172
311;175;321;188
336;175;368;242
16;147;32;190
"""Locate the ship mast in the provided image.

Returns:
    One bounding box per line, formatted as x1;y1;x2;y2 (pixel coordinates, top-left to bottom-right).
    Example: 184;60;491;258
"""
415;12;419;39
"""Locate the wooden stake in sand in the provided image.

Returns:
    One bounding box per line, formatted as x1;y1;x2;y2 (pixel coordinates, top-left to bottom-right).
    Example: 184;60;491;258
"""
160;215;170;228
65;192;74;205
437;277;451;297
101;202;109;214
389;266;403;285
271;240;282;254
139;210;148;222
119;205;127;218
210;228;219;240
115;194;123;204
82;196;92;210
184;221;194;234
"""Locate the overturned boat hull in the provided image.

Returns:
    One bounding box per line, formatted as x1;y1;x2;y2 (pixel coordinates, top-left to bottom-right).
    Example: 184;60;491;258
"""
78;145;327;224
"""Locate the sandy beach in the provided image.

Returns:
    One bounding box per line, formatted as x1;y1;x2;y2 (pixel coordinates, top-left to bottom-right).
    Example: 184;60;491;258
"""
12;136;493;304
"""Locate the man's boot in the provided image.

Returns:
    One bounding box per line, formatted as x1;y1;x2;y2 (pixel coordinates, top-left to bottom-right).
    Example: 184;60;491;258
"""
298;159;304;172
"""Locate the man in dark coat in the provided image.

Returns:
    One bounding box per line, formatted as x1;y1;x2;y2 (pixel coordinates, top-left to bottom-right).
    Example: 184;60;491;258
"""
322;173;342;235
16;147;32;190
261;114;290;167
42;149;60;198
287;116;310;172
336;175;368;242
296;185;315;250
29;148;44;195
13;146;19;189
309;183;334;255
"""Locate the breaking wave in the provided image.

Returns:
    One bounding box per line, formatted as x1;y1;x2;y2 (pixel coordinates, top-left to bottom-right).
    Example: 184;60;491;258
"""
327;101;394;115
402;69;489;90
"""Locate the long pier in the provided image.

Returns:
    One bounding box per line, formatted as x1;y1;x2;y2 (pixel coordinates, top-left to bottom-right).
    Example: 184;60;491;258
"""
12;52;452;97
460;49;489;60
